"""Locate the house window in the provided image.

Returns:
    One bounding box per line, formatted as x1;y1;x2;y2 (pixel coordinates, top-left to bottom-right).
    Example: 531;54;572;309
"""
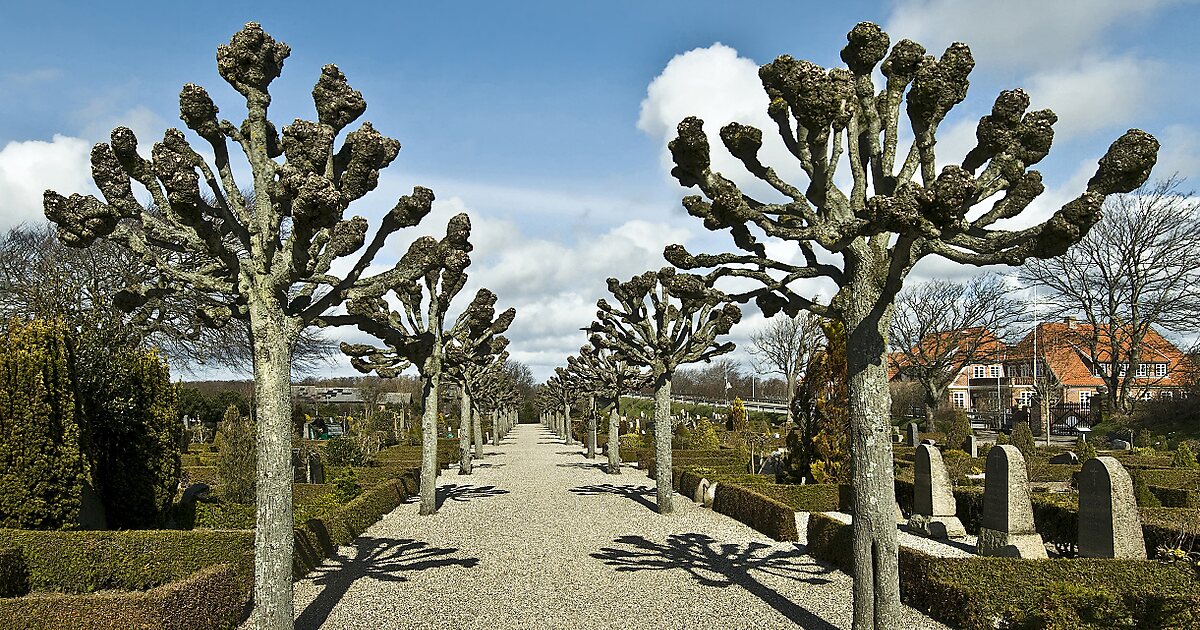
1092;362;1109;377
1018;390;1035;407
1079;391;1092;409
952;392;966;409
1142;390;1154;400
1161;390;1174;400
990;365;1002;378
1136;363;1149;377
973;366;985;379
1119;363;1128;376
1155;363;1168;378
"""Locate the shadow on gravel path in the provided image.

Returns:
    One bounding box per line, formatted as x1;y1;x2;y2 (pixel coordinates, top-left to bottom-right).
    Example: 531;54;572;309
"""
434;484;510;509
556;461;608;472
591;533;838;629
569;483;658;513
296;536;479;630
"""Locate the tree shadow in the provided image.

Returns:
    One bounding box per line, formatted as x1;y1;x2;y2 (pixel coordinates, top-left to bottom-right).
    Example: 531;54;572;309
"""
557;461;608;472
569;483;658;513
471;462;506;469
555;450;586;456
435;483;510;509
591;533;838;629
296;536;479;629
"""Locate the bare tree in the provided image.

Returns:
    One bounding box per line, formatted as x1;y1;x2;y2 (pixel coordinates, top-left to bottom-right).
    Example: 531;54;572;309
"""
1022;176;1200;414
662;21;1157;626
588;267;741;513
748;311;823;427
41;24;457;628
445;298;514;475
0;223;336;374
889;275;1025;429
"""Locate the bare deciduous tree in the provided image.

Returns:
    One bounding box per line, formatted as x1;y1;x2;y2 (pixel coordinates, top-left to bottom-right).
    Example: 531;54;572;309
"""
567;344;650;470
587;267;741;513
748;311;823;427
662;21;1157;626
1022;176;1200;413
889;275;1025;429
42;24;452;628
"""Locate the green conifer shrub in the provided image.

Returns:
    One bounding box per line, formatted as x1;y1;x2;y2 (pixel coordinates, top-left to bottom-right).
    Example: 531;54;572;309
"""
0;319;87;529
691;418;720;451
941;407;973;453
1172;442;1198;469
1077;435;1098;463
77;347;180;528
215;406;255;504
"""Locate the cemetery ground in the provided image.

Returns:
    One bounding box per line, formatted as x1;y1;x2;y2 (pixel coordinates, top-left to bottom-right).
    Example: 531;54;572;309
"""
286;424;946;630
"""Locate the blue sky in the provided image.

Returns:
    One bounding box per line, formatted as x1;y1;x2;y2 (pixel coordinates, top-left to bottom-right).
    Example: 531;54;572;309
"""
3;1;1199;380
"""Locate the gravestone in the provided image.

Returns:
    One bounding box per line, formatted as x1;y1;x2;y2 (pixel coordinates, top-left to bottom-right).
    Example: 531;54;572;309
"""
291;448;305;482
1111;438;1132;451
908;444;967;538
964;435;978;458
892;426;901;444
694;478;710;504
907;422;919;447
307;452;325;485
703;482;719;508
1048;451;1079;465
977;445;1047;558
1078;457;1146;559
920;438;937;446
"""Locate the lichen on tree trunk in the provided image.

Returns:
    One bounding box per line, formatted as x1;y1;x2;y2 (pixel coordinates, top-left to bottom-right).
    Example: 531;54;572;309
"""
458;389;472;475
653;373;674;514
472;406;484;458
249;302;296;630
419;364;441;516
587;396;597;459
843;264;900;630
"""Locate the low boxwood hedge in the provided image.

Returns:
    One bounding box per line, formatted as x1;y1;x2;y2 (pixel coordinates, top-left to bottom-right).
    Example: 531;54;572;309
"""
181;465;218;487
710;483;799;541
1133;468;1200;490
1149;485;1200;508
0;562;247;630
0;529;254;593
752;484;841;512
806;513;1200;629
0;547;27;597
293;475;414;576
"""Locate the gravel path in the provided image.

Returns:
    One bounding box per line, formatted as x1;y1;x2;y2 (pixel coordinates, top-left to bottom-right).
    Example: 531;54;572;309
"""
290;425;948;629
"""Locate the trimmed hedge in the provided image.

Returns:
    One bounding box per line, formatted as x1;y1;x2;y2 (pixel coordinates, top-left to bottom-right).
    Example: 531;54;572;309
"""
0;529;254;593
710;483;799;541
0;563;248;630
1133;468;1200;490
293;475;414;576
752;484;841;512
181;465;219;487
1141;508;1200;553
0;547;27;597
807;513;1200;629
1149;485;1200;508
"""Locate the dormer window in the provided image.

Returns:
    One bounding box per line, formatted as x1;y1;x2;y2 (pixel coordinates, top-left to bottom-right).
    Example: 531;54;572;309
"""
1154;363;1168;378
973;366;985;378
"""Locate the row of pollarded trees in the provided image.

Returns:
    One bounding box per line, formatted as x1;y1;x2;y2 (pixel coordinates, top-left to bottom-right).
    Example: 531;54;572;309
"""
41;23;524;629
544;21;1158;629
539;267;741;513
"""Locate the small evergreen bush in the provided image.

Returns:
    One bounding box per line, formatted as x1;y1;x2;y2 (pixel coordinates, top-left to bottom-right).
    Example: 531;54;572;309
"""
1171;443;1198;469
942;408;973;453
330;467;362;503
691;418;720;451
324;436;366;467
215;406;255;504
1076;435;1098;463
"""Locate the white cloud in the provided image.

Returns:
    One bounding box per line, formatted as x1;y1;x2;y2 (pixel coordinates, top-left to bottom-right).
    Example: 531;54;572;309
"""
1152;124;1200;181
637;43;800;202
885;0;1169;70
0;134;94;231
1026;56;1160;139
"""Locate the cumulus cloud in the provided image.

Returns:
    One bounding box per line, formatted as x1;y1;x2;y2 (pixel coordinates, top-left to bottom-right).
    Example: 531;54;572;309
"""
0;134;94;231
1026;56;1161;139
885;0;1169;70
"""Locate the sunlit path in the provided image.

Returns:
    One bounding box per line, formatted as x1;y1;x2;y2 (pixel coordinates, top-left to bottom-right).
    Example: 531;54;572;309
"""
289;425;946;629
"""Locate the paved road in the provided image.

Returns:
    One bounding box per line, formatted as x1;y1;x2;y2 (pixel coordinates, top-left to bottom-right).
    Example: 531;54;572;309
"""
290;424;947;630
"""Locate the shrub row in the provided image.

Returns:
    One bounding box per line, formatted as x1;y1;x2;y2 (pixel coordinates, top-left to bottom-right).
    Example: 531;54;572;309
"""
806;513;1200;629
0;547;27;598
1133;468;1200;490
1149;485;1200;508
710;483;799;542
0;563;247;630
181;465;219;487
293;474;415;576
0;529;254;594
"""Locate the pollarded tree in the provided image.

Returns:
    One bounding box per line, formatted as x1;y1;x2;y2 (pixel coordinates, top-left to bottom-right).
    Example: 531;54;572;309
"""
451;344;512;474
441;289;514;474
662;21;1158;627
547;370;579;445
889;275;1025;429
588;267;741;513
41;23;447;628
566;344;650;469
332;224;497;516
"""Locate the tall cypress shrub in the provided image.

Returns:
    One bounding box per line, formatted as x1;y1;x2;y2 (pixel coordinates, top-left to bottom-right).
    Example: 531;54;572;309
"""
78;347;181;528
0;319;87;529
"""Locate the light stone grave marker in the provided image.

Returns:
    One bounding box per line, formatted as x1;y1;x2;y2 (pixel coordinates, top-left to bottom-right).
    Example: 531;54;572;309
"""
907;422;919;447
908;444;966;539
977;445;1047;558
1078;456;1146;559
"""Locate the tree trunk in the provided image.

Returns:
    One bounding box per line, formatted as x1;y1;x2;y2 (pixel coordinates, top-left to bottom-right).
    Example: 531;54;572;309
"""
607;404;621;474
458;388;472;475
843;274;900;630
587;396;597;459
248;303;296;630
419;356;441;516
653;373;674;514
563;402;572;445
473;406;484;458
924;399;937;433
